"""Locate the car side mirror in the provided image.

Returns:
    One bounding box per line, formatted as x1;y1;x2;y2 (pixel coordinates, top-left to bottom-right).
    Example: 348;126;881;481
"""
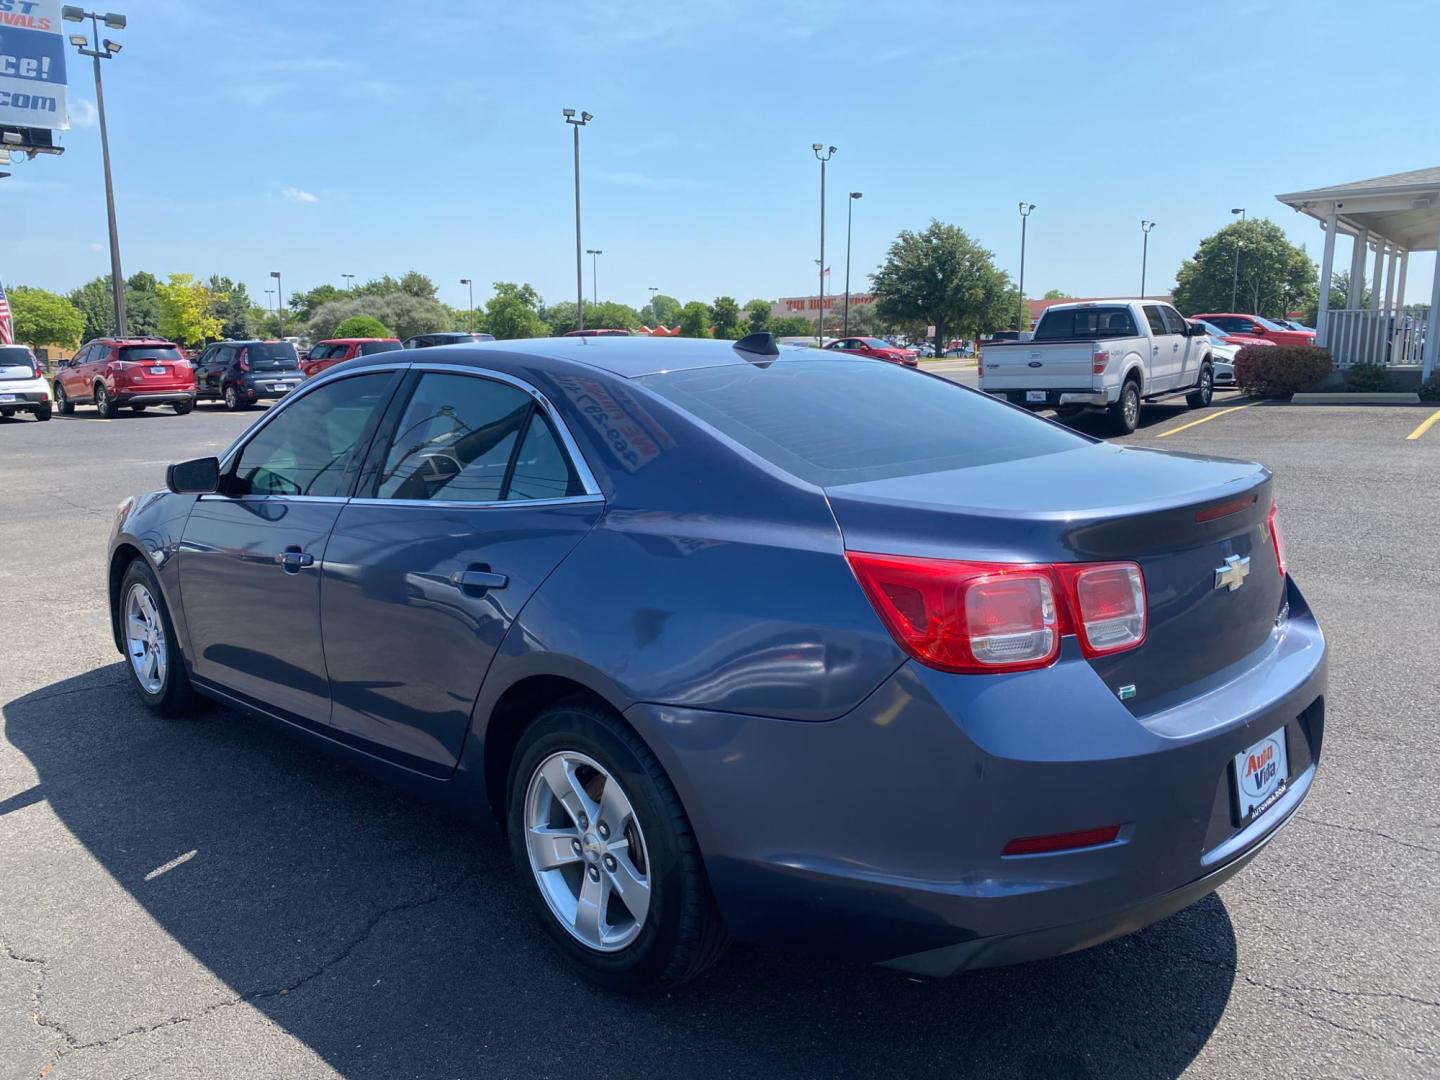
1189;323;1207;337
166;456;221;495
1252;325;1266;335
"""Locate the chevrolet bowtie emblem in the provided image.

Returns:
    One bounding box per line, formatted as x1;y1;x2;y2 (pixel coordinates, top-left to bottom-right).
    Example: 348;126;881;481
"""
1214;554;1251;592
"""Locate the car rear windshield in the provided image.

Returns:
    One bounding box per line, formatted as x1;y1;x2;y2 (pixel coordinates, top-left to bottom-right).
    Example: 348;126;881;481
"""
118;345;183;362
245;343;299;367
359;340;402;355
1034;307;1137;340
0;346;35;365
638;359;1085;486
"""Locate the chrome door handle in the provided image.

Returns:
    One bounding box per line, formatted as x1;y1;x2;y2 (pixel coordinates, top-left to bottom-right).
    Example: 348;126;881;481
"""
450;568;508;591
275;549;314;572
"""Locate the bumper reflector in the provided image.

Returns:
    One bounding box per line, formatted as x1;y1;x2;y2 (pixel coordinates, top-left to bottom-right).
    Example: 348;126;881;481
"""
1002;825;1121;856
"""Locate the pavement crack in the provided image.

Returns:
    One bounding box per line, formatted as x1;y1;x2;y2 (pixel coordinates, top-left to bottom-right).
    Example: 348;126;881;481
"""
7;679;129;709
1295;813;1440;857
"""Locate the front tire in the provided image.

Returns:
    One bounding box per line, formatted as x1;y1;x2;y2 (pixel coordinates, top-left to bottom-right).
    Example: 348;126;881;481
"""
119;559;197;718
94;383;118;419
507;702;728;992
1108;378;1141;436
1186;363;1214;409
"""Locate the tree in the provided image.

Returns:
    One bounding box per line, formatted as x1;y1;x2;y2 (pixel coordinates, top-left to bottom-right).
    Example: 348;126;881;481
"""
9;286;85;348
1301;271;1370;325
334;314;391;338
1173;218;1317;319
124;272;162;338
678;301;711;338
206;275;253;340
710;296;742;339
768;314;815;338
743;299;771;334
485;281;548;340
307;293;453;342
542;300;641;335
397;271;438;299
640;293;681;329
871;219;1015;356
155;273;223;346
1042;289;1072;300
290;284;348;323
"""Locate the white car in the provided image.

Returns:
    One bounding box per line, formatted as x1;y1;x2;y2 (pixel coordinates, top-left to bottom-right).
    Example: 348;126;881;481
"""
0;345;54;421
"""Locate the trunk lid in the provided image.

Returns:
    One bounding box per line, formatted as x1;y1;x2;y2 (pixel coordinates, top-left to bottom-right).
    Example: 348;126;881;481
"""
827;443;1284;704
980;341;1097;389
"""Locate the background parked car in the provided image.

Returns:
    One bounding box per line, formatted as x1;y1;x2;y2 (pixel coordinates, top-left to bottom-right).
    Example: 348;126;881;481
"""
823;336;919;367
0;344;53;421
53;338;195;418
403;331;497;348
1189;313;1316;347
561;328;631;337
194;341;304;410
301;337;404;379
1191;319;1278;351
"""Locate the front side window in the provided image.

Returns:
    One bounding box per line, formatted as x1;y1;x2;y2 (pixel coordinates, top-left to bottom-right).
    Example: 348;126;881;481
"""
1142;306;1167;335
376;373;533;502
231;373;392;497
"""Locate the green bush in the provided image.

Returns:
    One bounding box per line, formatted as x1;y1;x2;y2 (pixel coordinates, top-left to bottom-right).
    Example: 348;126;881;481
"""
1419;374;1440;402
1344;362;1395;392
1233;345;1332;398
333;314;391;339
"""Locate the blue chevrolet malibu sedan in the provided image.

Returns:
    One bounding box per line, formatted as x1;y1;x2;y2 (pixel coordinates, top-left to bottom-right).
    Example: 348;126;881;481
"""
106;335;1326;990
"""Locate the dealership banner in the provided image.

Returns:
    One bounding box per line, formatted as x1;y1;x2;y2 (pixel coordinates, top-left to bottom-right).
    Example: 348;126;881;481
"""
0;0;68;130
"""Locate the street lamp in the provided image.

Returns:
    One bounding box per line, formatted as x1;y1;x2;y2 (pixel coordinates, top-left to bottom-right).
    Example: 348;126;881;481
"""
62;6;127;336
341;273;355;290
1140;220;1156;298
843;192;863;337
1017;202;1036;327
586;249;602;308
270;270;284;337
812;144;836;344
564;109;593;330
264;289;274;319
1231;207;1246;311
459;277;474;330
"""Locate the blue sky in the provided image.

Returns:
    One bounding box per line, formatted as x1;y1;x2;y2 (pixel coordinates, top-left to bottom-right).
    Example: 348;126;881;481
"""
5;0;1436;312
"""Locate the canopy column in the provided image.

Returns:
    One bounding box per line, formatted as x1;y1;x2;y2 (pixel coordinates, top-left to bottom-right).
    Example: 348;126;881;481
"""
1315;208;1339;346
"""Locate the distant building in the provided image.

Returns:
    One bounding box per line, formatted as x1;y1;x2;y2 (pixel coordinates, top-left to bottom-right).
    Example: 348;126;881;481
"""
771;293;875;320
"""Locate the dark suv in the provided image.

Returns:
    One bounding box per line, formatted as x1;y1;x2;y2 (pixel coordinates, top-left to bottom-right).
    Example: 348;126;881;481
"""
53;338;196;417
194;341;303;410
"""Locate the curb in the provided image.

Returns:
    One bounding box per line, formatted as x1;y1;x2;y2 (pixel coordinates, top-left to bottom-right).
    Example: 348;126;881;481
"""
1289;392;1421;405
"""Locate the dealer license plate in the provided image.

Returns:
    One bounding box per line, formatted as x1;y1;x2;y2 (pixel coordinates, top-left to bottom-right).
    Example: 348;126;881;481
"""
149;366;166;375
0;394;16;402
1233;728;1289;821
1026;390;1047;403
271;383;293;393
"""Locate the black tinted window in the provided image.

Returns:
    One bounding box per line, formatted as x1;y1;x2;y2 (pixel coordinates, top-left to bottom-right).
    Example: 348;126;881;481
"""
0;346;34;365
639;359;1085;486
1205;316;1250;332
1034;307;1137;340
244;343;298;368
507;412;584;501
1160;307;1190;335
119;345;182;362
359;340;402;355
232;373;391;497
377;373;532;502
1142;306;1167;335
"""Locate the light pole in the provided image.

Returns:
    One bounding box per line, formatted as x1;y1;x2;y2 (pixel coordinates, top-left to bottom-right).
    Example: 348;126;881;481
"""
1017;202;1035;328
62;6;127;336
341;273;355;290
564;109;592;331
843;192;862;337
459;277;473;330
1230;207;1246;311
812;144;836;344
270;270;284;338
586;249;602;309
264;289;275;326
1140;220;1156;298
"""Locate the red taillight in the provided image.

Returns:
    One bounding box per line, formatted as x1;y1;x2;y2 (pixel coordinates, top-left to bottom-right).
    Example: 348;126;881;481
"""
1002;825;1121;856
846;552;1146;673
237;349;250;373
1268;500;1286;576
1091;346;1109;375
32;359;44;378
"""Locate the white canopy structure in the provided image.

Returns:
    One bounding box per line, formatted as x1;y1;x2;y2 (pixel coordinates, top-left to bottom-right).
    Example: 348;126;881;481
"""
1276;167;1440;378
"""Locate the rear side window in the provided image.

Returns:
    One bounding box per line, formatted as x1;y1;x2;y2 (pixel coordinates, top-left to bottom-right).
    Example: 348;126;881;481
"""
507;412;584;501
1160;307;1190;335
1142;306;1167;335
1205;316;1248;332
118;345;182;362
1034;307;1137;340
638;359;1085;487
359;340;402;355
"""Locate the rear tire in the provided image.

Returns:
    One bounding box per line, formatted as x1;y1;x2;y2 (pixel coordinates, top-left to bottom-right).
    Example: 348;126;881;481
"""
1186;364;1214;409
507;702;728;992
34;404;52;421
119;559;197;718
94;383;118;419
223;384;247;411
54;383;73;415
131;404;148;413
0;408;12;418
1108;377;1141;436
173;399;194;415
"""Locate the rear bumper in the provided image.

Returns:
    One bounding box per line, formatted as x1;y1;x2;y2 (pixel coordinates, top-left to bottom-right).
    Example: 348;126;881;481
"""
0;389;50;408
625;578;1326;974
114;390;195;406
993;388;1113;408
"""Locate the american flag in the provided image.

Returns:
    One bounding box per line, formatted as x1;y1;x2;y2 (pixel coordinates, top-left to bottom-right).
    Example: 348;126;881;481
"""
0;282;12;346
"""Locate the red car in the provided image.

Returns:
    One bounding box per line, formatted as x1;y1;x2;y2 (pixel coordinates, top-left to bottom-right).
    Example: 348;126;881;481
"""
301;337;403;379
52;338;195;417
1189;314;1315;348
824;336;919;367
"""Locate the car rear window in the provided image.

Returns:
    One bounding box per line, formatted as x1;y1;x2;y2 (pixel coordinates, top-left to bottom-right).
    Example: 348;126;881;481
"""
245;343;299;368
359;340;402;355
0;346;35;365
637;359;1085;486
1034;307;1138;340
118;345;183;362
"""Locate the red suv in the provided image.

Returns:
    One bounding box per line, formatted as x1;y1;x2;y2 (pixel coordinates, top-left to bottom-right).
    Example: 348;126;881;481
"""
823;336;919;367
301;337;403;379
53;338;196;417
1188;313;1316;348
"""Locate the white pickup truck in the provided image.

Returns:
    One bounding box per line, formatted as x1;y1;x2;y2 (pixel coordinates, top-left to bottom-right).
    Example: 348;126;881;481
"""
978;300;1215;434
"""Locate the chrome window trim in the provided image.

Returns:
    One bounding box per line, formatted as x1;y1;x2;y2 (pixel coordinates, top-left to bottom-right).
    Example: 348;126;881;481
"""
347;493;605;511
195;493;351;505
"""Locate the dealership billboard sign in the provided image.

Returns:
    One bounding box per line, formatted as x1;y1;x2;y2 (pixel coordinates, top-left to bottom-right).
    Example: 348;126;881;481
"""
0;0;68;130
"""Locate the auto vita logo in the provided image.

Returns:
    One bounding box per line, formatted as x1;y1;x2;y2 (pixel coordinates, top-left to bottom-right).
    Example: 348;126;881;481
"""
1242;738;1281;797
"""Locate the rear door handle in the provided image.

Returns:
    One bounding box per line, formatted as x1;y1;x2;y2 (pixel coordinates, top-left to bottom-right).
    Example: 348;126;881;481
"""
275;548;314;572
450;568;508;591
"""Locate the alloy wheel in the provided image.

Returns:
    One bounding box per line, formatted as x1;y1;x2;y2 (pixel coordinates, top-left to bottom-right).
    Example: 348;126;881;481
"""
125;582;168;695
1124;386;1139;428
523;750;652;952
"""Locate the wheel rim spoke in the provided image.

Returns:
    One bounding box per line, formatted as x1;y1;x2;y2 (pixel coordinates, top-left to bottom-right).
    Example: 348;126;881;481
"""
596;774;634;835
538;755;597;829
573;864;609;942
605;850;650;926
528;825;582;871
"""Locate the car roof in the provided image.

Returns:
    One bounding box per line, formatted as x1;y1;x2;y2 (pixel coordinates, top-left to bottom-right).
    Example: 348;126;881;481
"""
321;337;401;344
89;337;177;346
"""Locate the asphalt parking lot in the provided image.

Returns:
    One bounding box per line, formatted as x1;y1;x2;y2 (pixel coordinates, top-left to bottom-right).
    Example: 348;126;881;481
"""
2;390;1438;1080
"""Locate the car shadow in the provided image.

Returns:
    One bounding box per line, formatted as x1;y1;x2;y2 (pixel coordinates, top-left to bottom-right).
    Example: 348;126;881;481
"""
4;668;1237;1079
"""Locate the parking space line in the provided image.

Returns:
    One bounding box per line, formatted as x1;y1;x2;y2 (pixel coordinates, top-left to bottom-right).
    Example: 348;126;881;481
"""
1406;408;1440;441
1155;403;1256;439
